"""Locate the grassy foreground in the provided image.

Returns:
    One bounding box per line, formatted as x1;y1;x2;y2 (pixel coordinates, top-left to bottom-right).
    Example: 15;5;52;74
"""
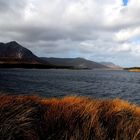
0;95;140;140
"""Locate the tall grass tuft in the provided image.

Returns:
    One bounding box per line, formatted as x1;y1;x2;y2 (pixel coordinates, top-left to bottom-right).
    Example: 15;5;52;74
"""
0;95;140;140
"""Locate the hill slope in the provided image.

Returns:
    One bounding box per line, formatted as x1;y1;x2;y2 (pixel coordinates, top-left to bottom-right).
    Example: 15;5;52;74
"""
0;41;43;64
41;57;108;69
100;62;122;70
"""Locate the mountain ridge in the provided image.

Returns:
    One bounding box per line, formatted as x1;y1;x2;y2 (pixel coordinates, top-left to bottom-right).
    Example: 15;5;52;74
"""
0;41;43;64
41;57;108;69
0;41;121;69
100;62;122;70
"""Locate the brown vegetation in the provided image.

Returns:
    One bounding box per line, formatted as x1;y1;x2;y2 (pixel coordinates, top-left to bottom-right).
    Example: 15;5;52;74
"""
128;69;140;72
0;95;140;140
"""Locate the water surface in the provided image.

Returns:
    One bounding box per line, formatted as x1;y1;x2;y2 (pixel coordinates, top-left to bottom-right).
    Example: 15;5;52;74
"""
0;69;140;104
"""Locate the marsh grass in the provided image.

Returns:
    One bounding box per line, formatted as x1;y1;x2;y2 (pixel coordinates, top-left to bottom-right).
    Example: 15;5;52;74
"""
0;95;140;140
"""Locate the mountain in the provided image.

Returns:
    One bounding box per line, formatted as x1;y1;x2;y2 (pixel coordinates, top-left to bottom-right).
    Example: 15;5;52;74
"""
100;62;122;70
0;41;121;69
41;57;108;69
0;41;43;64
0;41;53;68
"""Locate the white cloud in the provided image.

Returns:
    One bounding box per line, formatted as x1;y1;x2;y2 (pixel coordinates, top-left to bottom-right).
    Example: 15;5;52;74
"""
114;27;140;42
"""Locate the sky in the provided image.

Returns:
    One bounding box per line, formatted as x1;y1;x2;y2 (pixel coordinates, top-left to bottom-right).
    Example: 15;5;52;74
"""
123;0;128;6
0;0;140;67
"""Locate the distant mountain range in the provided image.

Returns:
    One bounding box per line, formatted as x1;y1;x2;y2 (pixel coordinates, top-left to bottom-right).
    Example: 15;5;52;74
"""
41;57;108;69
0;41;122;69
100;62;122;70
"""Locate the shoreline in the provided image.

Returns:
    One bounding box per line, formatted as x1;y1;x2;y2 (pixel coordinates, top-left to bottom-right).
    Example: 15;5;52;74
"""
124;68;140;72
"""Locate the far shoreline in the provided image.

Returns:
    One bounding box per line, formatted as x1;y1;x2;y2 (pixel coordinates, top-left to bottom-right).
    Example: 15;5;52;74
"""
124;67;140;72
0;64;123;70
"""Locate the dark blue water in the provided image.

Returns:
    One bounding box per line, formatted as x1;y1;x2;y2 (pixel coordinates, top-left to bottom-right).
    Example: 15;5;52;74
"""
0;69;140;104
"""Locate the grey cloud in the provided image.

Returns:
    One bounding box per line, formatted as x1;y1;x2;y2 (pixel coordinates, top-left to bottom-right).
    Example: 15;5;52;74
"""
0;0;140;66
0;24;99;43
0;0;27;11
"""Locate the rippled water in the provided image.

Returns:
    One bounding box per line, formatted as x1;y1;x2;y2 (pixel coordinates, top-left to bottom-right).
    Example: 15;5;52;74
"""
0;69;140;104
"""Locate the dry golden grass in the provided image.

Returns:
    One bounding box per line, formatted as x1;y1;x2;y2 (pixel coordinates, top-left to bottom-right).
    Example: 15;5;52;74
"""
0;95;140;140
128;69;140;72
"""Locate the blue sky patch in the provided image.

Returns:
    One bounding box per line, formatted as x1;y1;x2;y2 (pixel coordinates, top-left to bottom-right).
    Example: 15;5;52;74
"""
123;0;128;6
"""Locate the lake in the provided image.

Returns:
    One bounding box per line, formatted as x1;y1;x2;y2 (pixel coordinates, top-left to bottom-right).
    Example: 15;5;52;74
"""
0;69;140;104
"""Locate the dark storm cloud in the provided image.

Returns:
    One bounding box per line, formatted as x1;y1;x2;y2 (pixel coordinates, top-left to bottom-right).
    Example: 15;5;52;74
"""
0;23;99;44
0;0;27;14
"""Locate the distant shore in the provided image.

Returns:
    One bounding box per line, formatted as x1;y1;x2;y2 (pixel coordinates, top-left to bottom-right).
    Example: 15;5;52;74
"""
124;67;140;72
128;69;140;72
0;63;123;70
0;63;74;69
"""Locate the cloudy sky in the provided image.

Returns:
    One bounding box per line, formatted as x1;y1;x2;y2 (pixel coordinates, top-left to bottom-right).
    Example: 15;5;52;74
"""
0;0;140;67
